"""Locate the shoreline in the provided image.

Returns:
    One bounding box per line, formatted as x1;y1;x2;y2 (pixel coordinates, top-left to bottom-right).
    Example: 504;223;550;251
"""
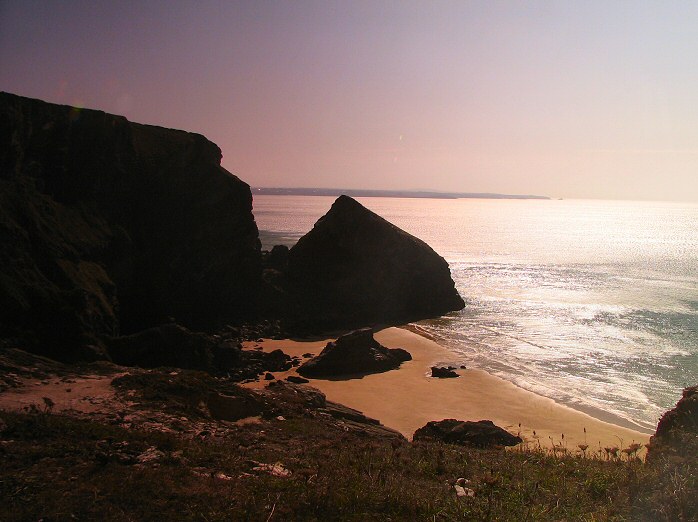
404;323;654;435
243;326;651;451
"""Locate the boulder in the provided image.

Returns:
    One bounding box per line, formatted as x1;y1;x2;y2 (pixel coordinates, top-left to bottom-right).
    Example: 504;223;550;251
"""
210;341;245;371
0;92;260;361
206;390;265;421
286;195;464;328
259;349;293;372
297;328;411;378
265;381;328;409
413;419;522;448
431;366;459;378
647;386;698;462
265;245;289;271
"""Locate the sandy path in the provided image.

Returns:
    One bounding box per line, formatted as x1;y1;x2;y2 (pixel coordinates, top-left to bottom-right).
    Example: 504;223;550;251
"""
0;374;124;415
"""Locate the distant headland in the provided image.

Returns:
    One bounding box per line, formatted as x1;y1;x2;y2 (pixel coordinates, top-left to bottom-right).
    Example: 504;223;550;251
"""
253;187;550;200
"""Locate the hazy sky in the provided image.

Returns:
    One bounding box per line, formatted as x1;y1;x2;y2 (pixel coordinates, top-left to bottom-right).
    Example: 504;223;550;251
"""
2;1;698;201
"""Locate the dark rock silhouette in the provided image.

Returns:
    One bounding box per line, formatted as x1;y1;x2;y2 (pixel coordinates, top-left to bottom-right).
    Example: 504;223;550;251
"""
266;245;289;271
108;323;218;370
267;381;328;409
259;349;293;372
297;328;411;378
413;419;522;448
648;386;698;462
431;366;459;378
286;195;465;328
0;92;260;360
107;323;292;378
1;93;465;366
206;389;265;421
655;386;698;437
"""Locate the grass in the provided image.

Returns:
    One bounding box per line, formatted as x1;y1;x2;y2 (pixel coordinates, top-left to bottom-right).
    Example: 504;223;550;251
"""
3;408;692;521
0;366;694;521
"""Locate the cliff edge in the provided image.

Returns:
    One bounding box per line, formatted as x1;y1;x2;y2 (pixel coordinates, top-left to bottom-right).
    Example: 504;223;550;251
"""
0;92;260;360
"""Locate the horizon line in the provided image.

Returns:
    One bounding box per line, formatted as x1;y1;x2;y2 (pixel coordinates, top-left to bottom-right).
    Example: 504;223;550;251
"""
251;187;551;201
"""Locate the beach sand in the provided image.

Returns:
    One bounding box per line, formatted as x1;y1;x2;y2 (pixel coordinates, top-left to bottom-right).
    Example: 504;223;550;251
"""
243;327;651;452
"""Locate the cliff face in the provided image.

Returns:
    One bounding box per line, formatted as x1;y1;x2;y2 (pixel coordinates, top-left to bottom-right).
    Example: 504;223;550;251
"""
1;93;466;362
286;195;465;328
0;92;260;360
648;386;698;462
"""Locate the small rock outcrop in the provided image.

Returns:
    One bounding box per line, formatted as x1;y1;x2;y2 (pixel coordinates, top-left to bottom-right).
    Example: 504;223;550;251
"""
266;245;289;271
413;419;522;448
107;323;291;378
431;366;459;378
107;323;220;371
266;381;328;409
206;390;265;421
264;381;405;440
286;195;465;328
648;386;698;462
297;328;411;378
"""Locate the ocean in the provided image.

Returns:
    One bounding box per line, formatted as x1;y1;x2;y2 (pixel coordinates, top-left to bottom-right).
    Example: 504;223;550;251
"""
253;195;698;432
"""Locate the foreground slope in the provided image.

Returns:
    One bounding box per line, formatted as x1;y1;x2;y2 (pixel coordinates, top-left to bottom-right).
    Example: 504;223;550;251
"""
0;348;676;522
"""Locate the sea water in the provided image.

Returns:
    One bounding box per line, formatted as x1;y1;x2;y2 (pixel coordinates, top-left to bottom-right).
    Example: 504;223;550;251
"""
253;195;698;432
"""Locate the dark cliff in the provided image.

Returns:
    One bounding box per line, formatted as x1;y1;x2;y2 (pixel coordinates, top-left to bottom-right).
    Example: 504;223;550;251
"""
0;92;261;360
285;195;465;328
648;386;698;462
1;93;466;363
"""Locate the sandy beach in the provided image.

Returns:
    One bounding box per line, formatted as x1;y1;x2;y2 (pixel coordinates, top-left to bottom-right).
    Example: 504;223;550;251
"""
243;326;651;452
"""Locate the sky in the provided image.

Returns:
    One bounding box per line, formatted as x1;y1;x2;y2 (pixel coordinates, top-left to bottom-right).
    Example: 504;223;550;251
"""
1;1;698;202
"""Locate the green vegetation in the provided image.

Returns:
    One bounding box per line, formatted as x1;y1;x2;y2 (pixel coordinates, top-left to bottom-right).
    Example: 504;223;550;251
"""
1;408;694;521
